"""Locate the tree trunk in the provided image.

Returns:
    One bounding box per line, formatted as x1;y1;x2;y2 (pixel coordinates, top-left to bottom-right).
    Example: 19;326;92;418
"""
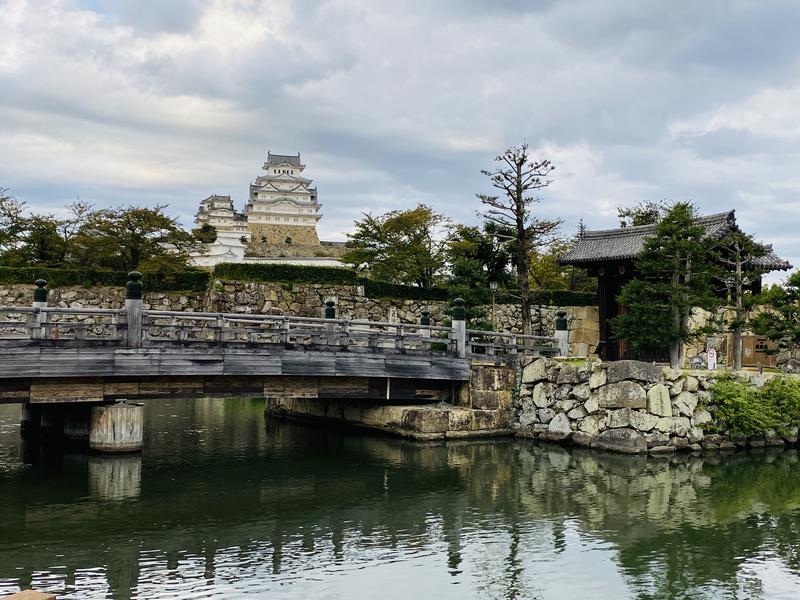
669;272;683;368
515;164;532;339
733;253;744;371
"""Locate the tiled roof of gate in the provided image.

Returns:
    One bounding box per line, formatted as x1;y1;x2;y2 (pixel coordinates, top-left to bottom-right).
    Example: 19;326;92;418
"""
559;210;791;271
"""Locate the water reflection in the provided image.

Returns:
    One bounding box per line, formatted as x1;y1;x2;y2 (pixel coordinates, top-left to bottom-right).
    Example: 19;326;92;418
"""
1;399;800;599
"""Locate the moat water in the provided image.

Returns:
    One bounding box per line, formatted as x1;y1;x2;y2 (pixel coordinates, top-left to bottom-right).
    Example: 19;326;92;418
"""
2;399;800;599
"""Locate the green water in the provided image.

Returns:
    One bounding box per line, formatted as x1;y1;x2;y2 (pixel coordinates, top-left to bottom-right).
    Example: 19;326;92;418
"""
2;399;800;599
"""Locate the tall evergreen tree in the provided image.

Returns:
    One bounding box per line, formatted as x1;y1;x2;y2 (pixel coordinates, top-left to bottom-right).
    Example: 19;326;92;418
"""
713;230;767;370
611;202;717;367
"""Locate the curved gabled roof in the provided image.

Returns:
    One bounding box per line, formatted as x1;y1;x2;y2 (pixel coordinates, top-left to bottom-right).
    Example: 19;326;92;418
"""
559;210;791;272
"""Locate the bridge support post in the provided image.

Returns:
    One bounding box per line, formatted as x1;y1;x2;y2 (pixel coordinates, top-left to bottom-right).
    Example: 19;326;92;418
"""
90;402;143;453
20;404;42;436
63;404;92;442
452;298;466;358
125;271;143;348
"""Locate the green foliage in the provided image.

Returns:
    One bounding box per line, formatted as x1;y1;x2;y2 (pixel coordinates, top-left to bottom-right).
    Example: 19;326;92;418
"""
214;262;358;285
0;266;209;291
193;224;218;243
213;262;449;301
711;376;800;436
612;202;718;361
617;199;668;227
753;270;800;356
341;204;451;288
529;289;597;306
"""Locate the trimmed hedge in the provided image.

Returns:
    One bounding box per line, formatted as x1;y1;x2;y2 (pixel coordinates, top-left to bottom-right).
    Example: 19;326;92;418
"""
213;263;450;301
531;290;597;306
213;263;358;286
0;266;210;292
496;289;597;306
0;262;596;305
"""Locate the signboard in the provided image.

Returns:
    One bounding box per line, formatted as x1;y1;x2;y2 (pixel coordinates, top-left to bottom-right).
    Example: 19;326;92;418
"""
707;347;717;370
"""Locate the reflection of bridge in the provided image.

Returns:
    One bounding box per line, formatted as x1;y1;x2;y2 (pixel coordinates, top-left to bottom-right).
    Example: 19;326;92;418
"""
0;277;556;450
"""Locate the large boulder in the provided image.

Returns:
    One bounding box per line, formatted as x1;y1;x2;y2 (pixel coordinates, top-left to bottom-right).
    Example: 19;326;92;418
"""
594;428;647;454
556;363;580;384
532;382;557;408
597;381;647;409
571;383;591;401
606;408;658;431
606;360;663;384
656;416;691;436
540;413;572;442
588;368;607;390
647;384;672;417
674;391;698;417
522;358;549;384
579;414;601;435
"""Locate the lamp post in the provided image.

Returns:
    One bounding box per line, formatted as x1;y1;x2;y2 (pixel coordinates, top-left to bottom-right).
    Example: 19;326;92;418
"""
489;280;498;330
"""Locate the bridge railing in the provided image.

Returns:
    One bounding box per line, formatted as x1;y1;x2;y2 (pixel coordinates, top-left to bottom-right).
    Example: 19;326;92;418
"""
141;310;459;354
466;329;560;357
0;276;560;359
0;306;126;341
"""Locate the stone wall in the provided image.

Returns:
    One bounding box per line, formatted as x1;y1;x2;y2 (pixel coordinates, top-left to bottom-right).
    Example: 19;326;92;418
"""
515;358;799;454
0;282;599;352
488;304;599;356
247;223;320;246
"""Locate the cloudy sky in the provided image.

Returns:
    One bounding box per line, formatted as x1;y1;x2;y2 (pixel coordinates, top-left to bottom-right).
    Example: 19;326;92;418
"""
1;0;799;277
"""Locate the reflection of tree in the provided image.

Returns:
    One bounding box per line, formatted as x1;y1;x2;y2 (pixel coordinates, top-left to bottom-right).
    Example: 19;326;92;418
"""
3;399;800;598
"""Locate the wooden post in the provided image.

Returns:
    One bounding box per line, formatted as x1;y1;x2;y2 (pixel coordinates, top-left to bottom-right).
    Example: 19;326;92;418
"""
31;279;48;340
452;298;466;358
125;271;143;348
63;404;92;442
324;300;336;346
90;402;143;453
420;311;431;352
554;310;569;357
20;404;42;436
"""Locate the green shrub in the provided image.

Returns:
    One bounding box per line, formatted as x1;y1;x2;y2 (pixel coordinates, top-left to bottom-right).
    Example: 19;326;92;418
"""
214;263;358;285
213;263;450;301
0;266;210;292
496;289;597;306
711;376;800;436
760;378;800;425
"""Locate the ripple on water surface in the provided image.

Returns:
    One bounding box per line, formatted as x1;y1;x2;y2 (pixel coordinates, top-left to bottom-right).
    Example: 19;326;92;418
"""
2;398;800;599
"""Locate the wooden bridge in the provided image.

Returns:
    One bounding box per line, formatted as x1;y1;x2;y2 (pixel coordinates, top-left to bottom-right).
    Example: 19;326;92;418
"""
0;276;557;450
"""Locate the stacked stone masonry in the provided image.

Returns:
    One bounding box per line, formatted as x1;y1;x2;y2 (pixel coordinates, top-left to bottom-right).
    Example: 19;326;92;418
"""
0;284;599;356
516;358;800;454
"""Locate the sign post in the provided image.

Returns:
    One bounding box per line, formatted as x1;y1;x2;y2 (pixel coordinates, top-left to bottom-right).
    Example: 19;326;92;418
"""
707;347;717;370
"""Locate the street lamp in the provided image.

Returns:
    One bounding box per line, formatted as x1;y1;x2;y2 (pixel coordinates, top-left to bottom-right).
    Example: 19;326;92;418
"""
489;280;498;330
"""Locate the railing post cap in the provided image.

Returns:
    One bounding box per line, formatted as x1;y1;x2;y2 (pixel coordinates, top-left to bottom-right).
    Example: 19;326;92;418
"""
452;298;465;321
33;278;49;303
126;271;144;300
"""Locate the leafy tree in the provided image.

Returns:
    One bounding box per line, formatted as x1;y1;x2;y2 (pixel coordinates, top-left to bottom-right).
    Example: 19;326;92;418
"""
611;202;717;367
617;199;669;227
72;205;193;272
341;204;451;288
0;189;26;256
713;230;768;370
444;222;513;325
752;271;800;360
478;143;561;337
193;223;218;244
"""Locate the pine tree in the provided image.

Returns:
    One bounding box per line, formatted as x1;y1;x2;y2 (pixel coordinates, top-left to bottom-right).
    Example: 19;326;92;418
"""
611;202;717;367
